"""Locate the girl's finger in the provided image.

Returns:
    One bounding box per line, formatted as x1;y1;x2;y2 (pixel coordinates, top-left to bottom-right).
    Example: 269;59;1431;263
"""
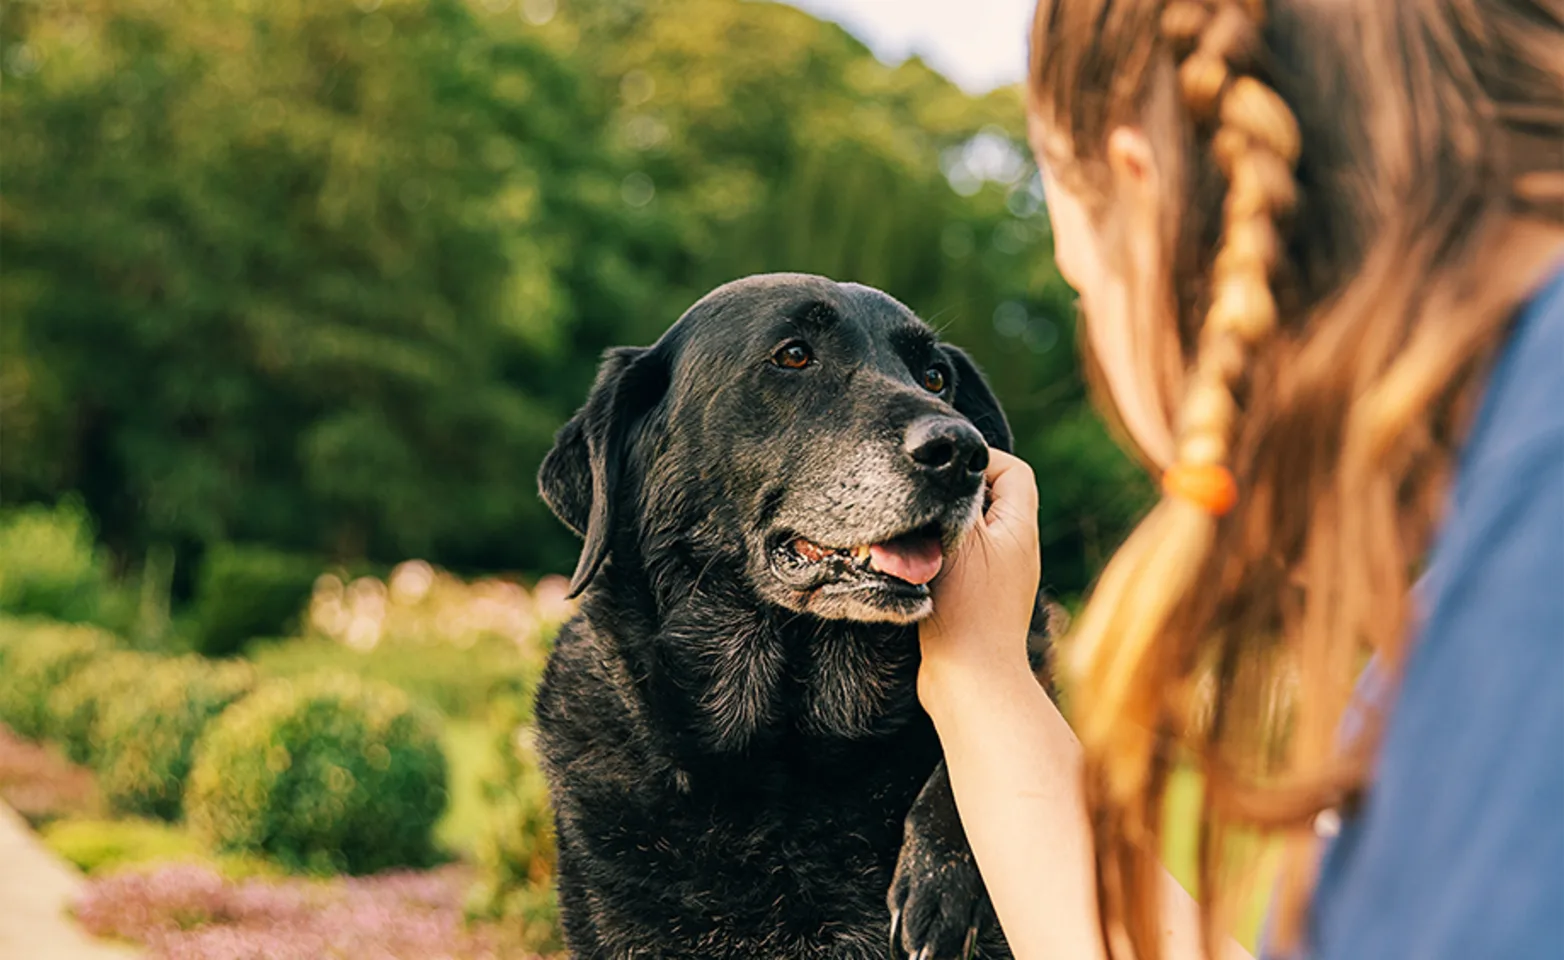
982;449;1039;524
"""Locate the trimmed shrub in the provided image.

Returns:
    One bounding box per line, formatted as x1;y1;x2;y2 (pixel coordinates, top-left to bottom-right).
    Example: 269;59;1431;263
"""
95;658;256;820
465;680;560;952
47;649;162;765
0;616;22;671
186;673;448;874
190;545;320;657
0;618;113;739
0;499;110;625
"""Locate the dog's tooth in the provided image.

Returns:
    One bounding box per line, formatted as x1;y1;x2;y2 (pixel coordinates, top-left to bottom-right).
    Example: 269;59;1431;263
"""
793;538;826;563
850;545;871;562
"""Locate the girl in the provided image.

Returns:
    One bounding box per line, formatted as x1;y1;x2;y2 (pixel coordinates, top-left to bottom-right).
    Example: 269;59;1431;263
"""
920;1;1564;958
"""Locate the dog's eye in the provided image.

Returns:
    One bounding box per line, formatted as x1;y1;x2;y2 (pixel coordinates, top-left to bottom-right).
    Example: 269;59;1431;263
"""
772;341;813;370
922;366;947;393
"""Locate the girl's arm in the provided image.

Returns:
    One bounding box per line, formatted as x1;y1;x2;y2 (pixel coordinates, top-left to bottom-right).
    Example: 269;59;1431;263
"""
920;449;1252;960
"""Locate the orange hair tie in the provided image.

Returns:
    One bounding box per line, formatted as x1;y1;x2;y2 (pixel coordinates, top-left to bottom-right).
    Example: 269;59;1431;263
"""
1162;463;1238;516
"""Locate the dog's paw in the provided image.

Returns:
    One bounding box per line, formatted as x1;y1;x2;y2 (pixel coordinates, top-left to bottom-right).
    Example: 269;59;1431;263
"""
887;762;1004;959
887;837;993;960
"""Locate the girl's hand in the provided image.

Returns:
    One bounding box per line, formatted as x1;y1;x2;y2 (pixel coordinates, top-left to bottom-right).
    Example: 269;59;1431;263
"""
920;448;1043;709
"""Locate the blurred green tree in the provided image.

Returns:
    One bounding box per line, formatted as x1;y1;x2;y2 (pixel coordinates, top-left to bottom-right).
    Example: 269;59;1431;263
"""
1;0;1150;599
555;0;1153;590
1;0;642;583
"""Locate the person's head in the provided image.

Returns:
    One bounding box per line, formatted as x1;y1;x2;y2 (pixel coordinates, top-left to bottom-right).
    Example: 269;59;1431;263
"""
1025;0;1563;955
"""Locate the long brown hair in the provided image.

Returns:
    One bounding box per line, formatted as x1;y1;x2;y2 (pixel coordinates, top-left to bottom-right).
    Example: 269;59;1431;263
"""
1028;1;1564;957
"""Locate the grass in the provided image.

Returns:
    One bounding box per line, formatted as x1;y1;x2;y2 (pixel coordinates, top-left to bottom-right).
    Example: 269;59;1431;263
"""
43;818;281;879
43;816;206;871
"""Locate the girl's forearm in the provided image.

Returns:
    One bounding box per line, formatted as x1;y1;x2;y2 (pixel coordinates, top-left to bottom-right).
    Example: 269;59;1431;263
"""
921;660;1254;960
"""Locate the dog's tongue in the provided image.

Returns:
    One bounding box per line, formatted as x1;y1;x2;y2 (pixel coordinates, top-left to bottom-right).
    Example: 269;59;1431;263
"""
868;534;943;586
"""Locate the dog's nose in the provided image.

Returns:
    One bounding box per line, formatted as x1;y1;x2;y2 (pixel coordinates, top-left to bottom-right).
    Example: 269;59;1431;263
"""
904;416;988;485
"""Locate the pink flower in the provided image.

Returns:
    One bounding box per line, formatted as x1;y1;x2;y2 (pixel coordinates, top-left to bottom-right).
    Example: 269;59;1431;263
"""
75;864;536;959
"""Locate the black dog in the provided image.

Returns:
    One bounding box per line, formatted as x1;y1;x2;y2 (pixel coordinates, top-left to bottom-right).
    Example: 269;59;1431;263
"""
535;274;1048;959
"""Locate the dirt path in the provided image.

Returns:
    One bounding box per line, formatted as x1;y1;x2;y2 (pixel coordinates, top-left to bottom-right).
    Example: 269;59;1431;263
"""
0;803;140;959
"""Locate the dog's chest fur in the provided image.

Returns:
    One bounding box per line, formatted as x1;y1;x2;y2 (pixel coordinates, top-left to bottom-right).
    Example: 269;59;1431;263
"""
534;578;941;959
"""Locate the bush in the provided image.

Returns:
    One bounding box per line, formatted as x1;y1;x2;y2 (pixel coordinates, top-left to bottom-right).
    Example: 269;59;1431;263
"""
186;673;448;874
42;818;209;876
466;681;560;952
47;649;163;765
0;499;111;625
0;618;113;739
95;658;256;820
250;636;531;720
190;545;321;657
434;720;493;857
40;817;281;880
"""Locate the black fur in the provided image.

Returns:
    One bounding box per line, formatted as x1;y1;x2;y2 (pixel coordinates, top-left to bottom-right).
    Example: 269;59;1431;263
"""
535;274;1046;959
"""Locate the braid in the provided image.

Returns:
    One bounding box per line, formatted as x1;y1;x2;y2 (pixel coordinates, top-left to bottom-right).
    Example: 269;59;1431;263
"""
1173;0;1298;469
1064;1;1300;956
1032;0;1564;956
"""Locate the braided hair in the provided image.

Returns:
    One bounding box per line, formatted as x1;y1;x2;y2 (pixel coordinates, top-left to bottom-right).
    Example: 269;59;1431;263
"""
1029;0;1563;956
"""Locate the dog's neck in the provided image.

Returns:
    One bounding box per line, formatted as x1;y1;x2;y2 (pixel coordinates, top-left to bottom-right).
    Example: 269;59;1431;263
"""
579;534;923;762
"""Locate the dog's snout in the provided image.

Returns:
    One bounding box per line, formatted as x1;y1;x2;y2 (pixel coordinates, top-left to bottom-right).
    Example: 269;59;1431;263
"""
904;416;988;485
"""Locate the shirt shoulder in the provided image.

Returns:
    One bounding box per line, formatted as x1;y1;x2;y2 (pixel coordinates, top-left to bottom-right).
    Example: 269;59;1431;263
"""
1305;264;1564;960
1456;263;1564;474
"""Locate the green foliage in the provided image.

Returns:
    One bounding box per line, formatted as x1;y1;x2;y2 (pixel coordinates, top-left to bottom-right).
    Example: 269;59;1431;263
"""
249;635;531;720
2;0;630;575
552;0;1152;590
0;499;112;625
0;617;114;739
42;817;208;875
95;657;256;820
46;649;163;765
434;719;494;857
186;673;448;874
466;680;560;953
1026;408;1159;596
1161;767;1277;951
1;0;1149;598
41;817;281;878
190;544;320;657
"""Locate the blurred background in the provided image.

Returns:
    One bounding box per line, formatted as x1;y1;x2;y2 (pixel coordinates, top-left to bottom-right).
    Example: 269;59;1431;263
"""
0;1;1168;957
1;0;1151;613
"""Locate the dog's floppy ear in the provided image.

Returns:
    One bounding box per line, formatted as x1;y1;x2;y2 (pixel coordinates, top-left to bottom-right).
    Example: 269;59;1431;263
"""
538;345;667;598
940;345;1012;453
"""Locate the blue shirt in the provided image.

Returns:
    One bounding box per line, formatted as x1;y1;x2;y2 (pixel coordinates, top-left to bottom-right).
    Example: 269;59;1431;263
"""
1290;264;1564;958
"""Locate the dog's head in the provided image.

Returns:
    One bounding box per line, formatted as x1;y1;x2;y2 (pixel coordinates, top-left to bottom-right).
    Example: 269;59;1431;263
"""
539;273;1011;624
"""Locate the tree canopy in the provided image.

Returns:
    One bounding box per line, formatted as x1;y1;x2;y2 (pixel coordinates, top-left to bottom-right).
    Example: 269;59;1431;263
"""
1;0;1150;598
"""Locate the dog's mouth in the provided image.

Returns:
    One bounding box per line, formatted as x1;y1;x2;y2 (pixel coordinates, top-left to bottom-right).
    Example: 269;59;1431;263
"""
787;525;945;586
770;521;948;603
